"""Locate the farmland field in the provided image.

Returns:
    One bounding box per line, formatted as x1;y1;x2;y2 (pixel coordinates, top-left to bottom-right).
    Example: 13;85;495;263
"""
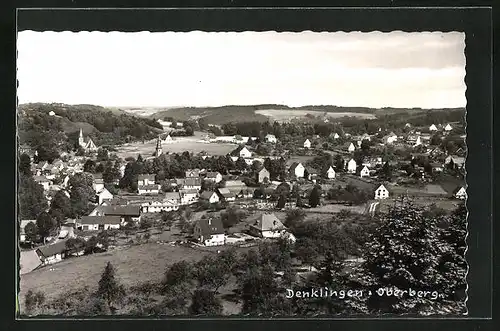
19;243;213;304
115;131;236;159
256;109;376;122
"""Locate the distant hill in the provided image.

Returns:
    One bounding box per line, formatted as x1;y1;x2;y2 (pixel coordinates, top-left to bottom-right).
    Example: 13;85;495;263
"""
148;104;465;125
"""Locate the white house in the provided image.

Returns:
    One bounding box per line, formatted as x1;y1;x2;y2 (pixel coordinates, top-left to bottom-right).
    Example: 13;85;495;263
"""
194;218;225;246
180;189;199;205
163;134;174;144
326;166;336;179
238;146;252;158
303;139;311;149
258;167;271;183
138;184;161;195
265;134;277;144
348;142;356;152
374;184;390;200
93;177;105;193
77;216;122;231
429;124;438;131
35;240;69;266
138;174;155;187
360;165;370;178
289;162;305;178
205;172;222;183
141;193;181;213
453;186;467;200
176;177;202;191
382;132;398;145
95;205;141;224
48;111;56;116
96;187;113;205
216;188;236;202
347;159;357;174
332;132;340;139
248;213;288;239
200;191;220;204
444;124;453;131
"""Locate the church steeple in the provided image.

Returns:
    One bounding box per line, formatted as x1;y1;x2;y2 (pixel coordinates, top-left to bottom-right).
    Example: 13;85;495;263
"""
78;128;85;147
155;135;162;157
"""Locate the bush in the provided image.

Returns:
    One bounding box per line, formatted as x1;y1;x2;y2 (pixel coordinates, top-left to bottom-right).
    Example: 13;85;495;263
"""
24;290;46;314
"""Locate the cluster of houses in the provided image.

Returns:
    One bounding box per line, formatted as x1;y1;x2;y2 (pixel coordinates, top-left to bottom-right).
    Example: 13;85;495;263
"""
193;212;295;247
19;122;466;272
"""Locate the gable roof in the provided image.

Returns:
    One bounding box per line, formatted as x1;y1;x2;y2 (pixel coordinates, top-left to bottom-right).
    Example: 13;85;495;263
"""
205;171;221;178
200;191;217;200
103;205;141;217
80;216;121;225
249;213;286;232
138;174;155;181
289;162;304;172
36;240;69;258
197;218;224;236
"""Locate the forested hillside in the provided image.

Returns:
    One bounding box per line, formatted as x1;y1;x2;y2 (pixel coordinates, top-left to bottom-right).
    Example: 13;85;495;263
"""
17;103;164;162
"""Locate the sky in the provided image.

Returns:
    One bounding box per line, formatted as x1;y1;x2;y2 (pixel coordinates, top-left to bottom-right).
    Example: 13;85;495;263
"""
17;31;466;109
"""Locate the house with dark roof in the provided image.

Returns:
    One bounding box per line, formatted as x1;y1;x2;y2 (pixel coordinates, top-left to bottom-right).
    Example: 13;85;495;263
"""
247;213;288;239
77;216;122;231
35;240;69;265
138;184;161;195
193;218;225;246
92;205;141;224
200;191;220;204
176;177;202;190
216;188;236;202
205;171;222;183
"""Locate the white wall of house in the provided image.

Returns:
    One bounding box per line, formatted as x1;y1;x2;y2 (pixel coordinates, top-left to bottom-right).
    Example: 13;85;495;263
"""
262;230;286;239
41;253;64;265
375;187;389;199
326;168;336;179
294;164;305;178
203;233;225;246
347;160;357;173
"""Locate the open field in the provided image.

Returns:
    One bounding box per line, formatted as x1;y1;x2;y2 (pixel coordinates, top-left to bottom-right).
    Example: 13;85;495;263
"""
115;132;237;159
19;243;213;303
256;109;377;122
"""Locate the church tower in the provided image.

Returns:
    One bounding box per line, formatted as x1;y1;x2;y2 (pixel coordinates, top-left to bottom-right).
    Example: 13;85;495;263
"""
155;136;162;157
78;128;85;148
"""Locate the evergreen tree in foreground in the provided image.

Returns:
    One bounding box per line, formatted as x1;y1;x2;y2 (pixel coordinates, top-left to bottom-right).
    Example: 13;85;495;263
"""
96;262;126;312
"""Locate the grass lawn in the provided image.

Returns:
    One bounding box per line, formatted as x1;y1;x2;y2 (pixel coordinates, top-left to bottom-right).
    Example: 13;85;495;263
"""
19;243;213;305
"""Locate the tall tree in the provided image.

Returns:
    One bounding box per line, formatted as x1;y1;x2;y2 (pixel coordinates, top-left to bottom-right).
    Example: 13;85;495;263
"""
19;153;32;177
96;262;126;312
36;212;56;243
18;176;47;220
309;186;321;208
50;190;72;217
83;159;97;173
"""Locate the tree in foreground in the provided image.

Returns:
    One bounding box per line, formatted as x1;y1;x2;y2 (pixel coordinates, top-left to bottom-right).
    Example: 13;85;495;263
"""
189;289;223;315
161;260;194;292
354;199;467;315
96;262;126;312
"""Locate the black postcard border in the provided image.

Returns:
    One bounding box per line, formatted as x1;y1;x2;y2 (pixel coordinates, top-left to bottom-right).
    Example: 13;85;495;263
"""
2;4;495;331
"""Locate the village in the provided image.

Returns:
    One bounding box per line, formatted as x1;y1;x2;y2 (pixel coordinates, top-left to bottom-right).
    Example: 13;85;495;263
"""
19;118;466;278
